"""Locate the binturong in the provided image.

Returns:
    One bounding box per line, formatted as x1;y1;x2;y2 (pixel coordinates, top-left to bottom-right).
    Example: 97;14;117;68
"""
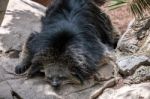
15;0;119;89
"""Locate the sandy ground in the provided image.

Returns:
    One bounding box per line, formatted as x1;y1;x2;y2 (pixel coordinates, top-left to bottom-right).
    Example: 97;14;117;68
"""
102;4;133;33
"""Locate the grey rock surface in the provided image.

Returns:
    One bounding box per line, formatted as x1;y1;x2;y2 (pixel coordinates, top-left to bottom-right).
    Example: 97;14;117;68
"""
0;0;45;53
0;56;114;99
117;55;150;76
116;17;150;76
127;66;150;84
117;17;150;55
99;16;150;99
98;82;150;99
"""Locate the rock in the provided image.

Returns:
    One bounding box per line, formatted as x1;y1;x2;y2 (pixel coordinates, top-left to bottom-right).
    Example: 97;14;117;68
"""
117;17;150;55
117;55;150;76
0;0;46;53
0;57;114;99
116;16;150;76
127;66;150;84
98;82;150;99
5;50;20;58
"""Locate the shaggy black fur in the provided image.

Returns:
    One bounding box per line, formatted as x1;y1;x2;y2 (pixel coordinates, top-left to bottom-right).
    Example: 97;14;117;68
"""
15;0;118;88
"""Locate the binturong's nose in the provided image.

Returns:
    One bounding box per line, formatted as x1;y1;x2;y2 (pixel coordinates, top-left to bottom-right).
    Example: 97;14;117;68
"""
51;82;60;88
51;78;61;88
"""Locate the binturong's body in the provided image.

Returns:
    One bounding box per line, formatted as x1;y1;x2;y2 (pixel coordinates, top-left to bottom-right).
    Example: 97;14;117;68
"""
15;0;119;88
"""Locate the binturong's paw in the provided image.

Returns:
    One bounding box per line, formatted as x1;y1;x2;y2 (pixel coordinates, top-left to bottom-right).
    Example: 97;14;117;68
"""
15;64;29;74
27;65;42;78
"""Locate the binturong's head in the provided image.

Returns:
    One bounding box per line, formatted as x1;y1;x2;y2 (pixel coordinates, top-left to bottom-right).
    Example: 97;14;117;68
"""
44;64;81;89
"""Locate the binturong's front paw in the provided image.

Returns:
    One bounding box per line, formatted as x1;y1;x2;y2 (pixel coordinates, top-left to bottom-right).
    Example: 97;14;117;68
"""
15;64;29;74
27;66;41;77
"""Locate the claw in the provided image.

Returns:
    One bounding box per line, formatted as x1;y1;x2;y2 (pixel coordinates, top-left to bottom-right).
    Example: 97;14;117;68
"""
15;64;29;74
